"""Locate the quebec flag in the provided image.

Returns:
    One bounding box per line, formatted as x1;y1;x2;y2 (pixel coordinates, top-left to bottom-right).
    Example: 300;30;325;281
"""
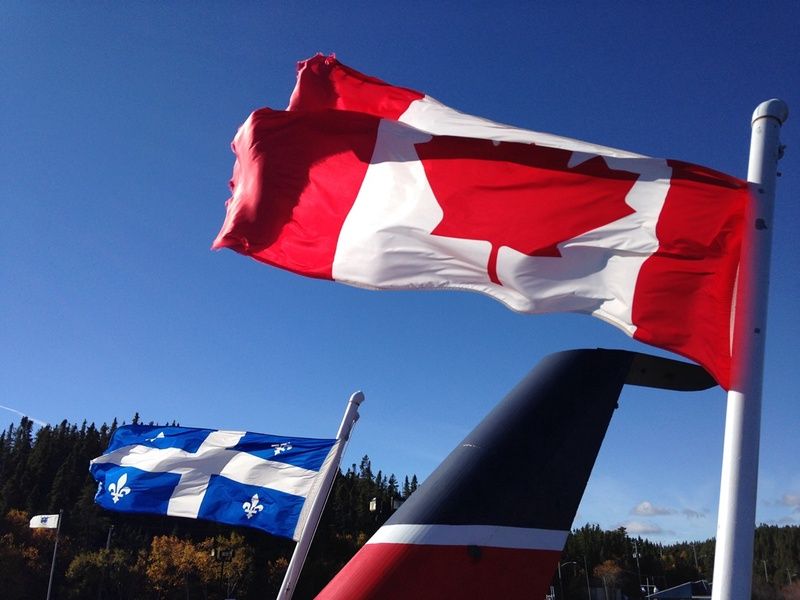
90;425;338;541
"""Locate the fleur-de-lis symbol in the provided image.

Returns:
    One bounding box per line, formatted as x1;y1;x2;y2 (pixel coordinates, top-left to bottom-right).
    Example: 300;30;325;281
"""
271;442;292;456
108;472;131;504
242;494;264;519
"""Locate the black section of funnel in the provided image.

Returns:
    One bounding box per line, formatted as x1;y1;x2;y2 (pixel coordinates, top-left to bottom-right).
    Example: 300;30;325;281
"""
387;349;634;531
625;352;716;391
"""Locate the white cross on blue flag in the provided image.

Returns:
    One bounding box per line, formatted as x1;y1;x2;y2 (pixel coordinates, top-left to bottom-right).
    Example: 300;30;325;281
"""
90;425;338;540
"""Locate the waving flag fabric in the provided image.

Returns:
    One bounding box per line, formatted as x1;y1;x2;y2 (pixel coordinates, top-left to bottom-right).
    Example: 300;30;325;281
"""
90;425;337;540
29;514;60;529
213;55;749;388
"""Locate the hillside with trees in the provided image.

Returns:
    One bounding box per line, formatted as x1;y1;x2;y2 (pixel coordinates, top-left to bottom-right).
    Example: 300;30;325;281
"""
1;416;797;599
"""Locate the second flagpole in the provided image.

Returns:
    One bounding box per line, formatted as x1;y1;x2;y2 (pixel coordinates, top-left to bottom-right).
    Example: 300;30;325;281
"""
277;391;365;600
46;509;63;600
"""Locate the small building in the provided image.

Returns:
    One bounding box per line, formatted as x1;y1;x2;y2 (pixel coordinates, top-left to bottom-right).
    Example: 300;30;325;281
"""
648;580;711;599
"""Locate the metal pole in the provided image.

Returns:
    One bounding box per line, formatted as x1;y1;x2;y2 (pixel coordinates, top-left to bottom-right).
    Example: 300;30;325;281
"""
46;509;63;600
276;391;365;600
711;99;788;600
219;553;224;596
558;561;577;599
98;524;114;600
584;556;591;600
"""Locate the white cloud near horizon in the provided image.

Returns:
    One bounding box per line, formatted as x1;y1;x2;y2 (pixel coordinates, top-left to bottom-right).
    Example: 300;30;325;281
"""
631;501;675;516
631;500;708;521
780;493;800;512
621;520;673;536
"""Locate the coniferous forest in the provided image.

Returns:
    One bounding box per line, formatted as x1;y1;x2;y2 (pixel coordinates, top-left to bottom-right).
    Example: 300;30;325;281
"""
1;416;798;600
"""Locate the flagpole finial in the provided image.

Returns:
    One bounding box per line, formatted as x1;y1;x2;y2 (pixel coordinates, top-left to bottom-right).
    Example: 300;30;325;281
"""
336;392;364;442
752;99;789;125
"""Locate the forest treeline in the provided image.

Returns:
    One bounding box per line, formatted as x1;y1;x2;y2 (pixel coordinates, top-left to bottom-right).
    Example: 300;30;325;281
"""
1;416;798;599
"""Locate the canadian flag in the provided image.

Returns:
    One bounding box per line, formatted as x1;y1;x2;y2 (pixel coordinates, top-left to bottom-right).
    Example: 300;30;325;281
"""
213;55;748;389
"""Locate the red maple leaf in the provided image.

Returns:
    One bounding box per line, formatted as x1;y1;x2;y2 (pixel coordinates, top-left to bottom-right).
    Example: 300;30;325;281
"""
415;137;639;284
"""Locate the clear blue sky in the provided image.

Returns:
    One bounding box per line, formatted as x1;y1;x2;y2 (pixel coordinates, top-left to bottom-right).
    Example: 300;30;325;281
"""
2;2;798;544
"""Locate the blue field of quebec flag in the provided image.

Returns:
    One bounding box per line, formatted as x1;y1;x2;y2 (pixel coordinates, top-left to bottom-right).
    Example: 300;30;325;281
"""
90;425;337;540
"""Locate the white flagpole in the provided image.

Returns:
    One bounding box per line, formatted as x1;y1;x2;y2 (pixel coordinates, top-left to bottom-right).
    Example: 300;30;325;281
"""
276;391;365;600
46;509;63;600
712;99;788;600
